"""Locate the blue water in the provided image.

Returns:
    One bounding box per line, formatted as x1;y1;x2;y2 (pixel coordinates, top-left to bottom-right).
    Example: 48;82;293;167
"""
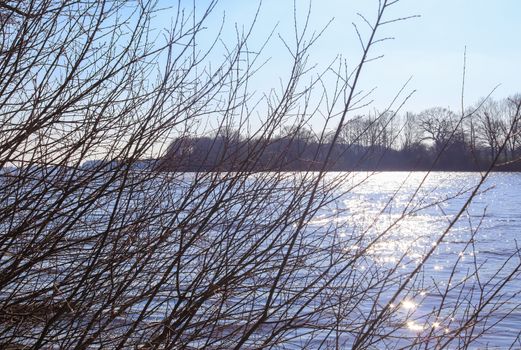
2;170;520;348
307;172;521;348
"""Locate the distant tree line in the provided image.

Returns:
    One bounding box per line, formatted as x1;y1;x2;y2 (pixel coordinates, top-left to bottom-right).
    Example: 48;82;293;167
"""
159;95;521;172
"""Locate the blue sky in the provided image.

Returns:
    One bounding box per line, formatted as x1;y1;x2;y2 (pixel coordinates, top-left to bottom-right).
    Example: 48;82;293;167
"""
166;0;521;115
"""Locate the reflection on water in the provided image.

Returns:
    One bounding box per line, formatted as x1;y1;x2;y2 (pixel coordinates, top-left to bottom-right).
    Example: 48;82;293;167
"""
310;172;521;346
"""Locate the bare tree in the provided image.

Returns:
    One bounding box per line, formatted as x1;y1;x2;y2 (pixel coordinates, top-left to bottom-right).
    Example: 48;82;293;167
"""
417;107;461;153
473;99;505;162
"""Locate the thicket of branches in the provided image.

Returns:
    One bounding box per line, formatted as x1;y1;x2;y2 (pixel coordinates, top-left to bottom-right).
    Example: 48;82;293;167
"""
1;0;521;349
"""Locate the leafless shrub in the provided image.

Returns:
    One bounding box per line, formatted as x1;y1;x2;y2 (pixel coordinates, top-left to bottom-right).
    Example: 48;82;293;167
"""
1;0;521;349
